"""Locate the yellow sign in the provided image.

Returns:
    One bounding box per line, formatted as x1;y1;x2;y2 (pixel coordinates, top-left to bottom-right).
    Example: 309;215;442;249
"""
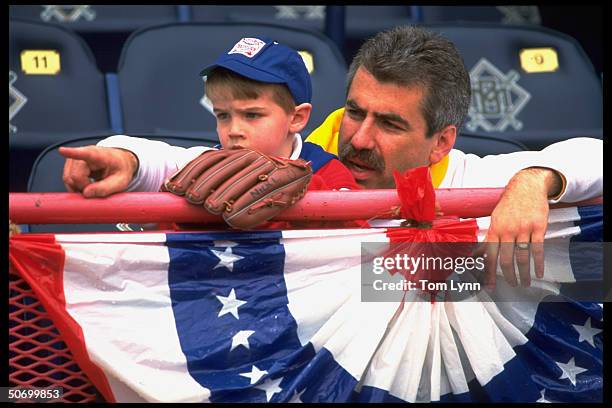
520;48;559;73
298;51;314;74
20;50;61;75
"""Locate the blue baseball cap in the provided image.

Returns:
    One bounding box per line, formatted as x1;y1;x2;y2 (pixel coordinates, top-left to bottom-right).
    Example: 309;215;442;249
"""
200;36;312;104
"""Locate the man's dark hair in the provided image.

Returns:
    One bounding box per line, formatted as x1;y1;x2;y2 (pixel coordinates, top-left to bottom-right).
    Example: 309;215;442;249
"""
347;26;471;137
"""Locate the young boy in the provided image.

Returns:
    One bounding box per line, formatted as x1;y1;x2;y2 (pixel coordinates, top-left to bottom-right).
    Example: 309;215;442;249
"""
84;36;360;229
196;36;359;193
167;36;362;229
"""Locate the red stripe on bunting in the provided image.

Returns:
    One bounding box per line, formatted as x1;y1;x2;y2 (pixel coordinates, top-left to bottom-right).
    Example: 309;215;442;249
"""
9;234;117;403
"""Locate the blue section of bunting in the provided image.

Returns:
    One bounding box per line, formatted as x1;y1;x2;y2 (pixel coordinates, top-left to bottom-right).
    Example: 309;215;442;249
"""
563;204;603;299
165;231;358;402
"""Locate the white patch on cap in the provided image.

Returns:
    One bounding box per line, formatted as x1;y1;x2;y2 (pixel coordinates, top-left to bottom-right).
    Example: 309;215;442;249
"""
228;38;267;58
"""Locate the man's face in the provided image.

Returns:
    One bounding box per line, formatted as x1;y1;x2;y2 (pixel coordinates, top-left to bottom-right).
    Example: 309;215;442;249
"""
338;68;438;189
211;88;295;158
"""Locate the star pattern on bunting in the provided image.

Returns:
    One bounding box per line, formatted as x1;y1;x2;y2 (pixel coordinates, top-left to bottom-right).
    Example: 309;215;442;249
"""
572;317;602;348
536;389;551;403
288;388;306;403
216;288;247;319
230;330;255;351
254;376;283;402
211;241;244;272
555;357;588;386
240;365;268;385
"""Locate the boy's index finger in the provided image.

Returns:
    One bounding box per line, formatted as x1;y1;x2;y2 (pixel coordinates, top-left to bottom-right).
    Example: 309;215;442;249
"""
58;146;108;166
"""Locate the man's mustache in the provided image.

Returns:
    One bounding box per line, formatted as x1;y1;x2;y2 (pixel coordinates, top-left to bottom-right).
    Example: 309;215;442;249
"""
338;143;385;172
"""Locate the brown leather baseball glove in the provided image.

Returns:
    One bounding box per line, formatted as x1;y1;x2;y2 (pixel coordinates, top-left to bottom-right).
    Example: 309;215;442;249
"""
163;148;312;229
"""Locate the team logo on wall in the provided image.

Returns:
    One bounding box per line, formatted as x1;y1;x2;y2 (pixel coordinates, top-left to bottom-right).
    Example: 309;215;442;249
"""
40;5;97;22
9;71;28;134
274;6;325;20
497;6;541;25
466;58;531;132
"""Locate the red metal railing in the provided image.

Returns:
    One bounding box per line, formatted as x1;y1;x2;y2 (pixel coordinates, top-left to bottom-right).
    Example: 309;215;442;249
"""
8;190;603;225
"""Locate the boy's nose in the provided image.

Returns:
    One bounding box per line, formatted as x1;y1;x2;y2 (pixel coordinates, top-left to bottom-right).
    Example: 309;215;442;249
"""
228;120;246;138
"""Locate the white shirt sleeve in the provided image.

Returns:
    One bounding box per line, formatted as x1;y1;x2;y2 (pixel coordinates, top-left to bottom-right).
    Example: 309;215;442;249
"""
96;135;215;192
441;137;602;203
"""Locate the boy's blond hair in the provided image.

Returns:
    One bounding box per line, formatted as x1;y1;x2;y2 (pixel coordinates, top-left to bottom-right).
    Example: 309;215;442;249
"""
205;67;296;114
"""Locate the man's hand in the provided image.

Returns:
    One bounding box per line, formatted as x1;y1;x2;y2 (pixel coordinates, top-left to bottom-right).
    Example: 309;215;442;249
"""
59;146;139;198
480;167;563;289
164;148;312;229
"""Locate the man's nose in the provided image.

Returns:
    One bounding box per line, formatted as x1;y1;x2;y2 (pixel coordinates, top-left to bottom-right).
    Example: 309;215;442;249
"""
349;117;376;151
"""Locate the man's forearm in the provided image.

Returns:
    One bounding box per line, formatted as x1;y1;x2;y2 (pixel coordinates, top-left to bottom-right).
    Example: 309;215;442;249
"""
455;137;601;203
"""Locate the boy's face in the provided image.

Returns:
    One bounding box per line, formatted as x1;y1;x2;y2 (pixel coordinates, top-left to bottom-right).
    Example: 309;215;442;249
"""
210;88;297;158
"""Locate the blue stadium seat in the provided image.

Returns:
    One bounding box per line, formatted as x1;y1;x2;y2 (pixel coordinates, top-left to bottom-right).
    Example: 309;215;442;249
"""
190;6;325;33
27;134;217;233
8;5;184;32
421;6;541;25
454;132;527;156
116;22;347;139
344;6;419;39
189;5;418;60
9;19;114;192
423;23;602;150
190;5;418;38
9;5;190;72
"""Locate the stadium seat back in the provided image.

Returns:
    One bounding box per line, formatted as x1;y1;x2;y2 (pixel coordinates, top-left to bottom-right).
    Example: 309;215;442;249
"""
344;6;417;39
27;134;218;233
9;19;112;143
117;22;347;138
421;6;542;25
191;5;325;32
191;5;417;38
454;132;527;156
9;5;181;32
190;5;418;64
423;23;602;150
9;19;113;191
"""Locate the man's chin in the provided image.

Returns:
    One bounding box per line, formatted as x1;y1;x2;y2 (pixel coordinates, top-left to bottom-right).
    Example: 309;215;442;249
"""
349;170;374;188
354;176;382;190
352;174;395;190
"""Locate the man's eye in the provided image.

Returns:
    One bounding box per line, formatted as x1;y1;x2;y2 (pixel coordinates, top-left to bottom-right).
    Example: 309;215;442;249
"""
246;112;261;119
346;108;363;119
216;113;228;120
382;120;401;131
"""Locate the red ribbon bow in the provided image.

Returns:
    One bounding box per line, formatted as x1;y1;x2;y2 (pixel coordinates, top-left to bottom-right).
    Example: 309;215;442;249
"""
386;166;479;303
393;166;436;224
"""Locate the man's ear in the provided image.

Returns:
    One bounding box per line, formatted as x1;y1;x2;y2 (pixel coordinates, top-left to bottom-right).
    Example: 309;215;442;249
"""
289;103;312;134
429;125;456;164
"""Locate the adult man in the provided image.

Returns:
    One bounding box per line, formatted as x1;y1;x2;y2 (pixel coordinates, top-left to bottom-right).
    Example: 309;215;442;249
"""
60;26;602;288
304;26;602;288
